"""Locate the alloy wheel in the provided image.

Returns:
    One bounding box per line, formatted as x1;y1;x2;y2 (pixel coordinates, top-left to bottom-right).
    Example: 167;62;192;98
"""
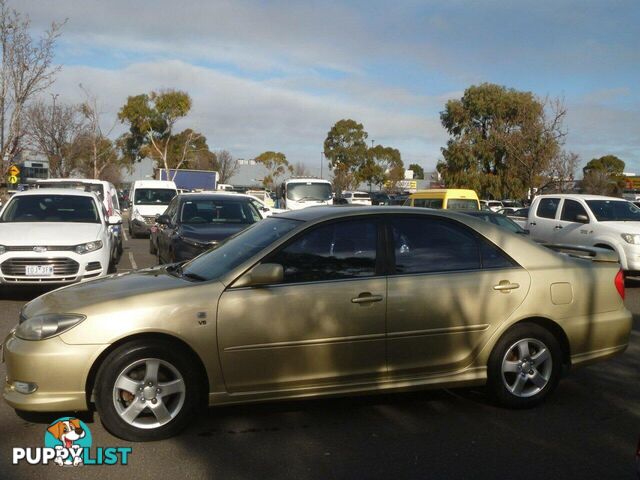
500;338;552;398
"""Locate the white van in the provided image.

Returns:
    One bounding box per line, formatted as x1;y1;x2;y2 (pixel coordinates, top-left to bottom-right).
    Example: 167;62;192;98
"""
341;191;372;206
128;180;178;238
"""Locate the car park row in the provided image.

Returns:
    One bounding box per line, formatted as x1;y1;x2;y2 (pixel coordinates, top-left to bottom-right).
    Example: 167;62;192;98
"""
0;179;635;442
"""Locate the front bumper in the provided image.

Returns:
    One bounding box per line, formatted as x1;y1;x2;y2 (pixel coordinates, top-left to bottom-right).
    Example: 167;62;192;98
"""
0;249;109;285
2;333;107;412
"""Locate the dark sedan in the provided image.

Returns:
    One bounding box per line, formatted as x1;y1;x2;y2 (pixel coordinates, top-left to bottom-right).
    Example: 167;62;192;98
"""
155;193;263;264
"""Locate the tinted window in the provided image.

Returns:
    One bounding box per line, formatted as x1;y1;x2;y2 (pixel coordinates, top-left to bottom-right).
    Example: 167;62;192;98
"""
447;199;479;210
0;195;100;223
267;219;378;283
561;200;588;222
390;217;515;273
390;217;480;273
536;198;560;219
414;198;443;208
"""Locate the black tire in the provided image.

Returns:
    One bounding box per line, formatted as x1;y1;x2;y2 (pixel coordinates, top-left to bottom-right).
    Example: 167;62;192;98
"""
94;339;202;441
487;323;562;409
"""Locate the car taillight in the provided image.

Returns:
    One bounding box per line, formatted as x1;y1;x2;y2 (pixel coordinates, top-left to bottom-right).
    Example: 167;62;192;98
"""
615;269;625;300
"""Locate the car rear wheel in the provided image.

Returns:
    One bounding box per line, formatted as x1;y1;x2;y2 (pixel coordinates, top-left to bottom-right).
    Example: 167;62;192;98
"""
487;323;561;408
94;340;201;441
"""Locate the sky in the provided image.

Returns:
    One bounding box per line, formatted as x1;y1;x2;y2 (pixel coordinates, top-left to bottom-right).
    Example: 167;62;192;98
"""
19;0;640;174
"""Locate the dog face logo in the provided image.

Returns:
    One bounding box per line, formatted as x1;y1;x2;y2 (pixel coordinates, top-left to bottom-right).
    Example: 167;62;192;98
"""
44;417;92;467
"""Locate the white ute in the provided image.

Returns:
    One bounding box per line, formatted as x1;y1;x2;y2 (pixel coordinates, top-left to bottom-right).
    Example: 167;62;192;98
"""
528;193;640;273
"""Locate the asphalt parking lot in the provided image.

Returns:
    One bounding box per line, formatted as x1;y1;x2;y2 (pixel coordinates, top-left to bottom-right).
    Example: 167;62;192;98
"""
0;229;638;479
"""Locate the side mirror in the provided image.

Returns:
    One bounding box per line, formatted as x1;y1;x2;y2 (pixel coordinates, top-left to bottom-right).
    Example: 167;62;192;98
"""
107;215;122;225
261;206;269;212
157;214;171;225
576;214;589;223
233;263;284;287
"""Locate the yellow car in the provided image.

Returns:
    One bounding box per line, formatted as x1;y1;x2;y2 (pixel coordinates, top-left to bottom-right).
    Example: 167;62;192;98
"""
406;188;480;210
3;207;632;441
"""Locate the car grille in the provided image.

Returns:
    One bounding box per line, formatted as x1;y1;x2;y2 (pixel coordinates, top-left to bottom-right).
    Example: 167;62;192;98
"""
4;245;76;252
0;258;80;276
86;261;102;272
143;216;156;225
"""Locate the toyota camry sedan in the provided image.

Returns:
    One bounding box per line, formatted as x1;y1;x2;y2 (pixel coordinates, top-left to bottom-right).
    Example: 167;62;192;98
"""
2;207;632;441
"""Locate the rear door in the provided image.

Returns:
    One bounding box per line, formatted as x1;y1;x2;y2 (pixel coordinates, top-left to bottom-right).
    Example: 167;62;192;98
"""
385;215;530;376
529;197;561;243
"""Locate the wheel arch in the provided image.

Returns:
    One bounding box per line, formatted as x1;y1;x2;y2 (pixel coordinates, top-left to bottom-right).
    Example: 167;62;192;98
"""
499;317;571;369
85;332;210;408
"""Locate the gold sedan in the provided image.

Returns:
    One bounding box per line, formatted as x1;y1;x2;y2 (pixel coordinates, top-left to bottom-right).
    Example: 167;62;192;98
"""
2;207;632;441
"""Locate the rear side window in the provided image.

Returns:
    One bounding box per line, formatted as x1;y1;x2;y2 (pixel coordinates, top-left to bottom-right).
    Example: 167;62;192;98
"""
413;198;443;208
560;200;588;222
536;198;560;219
389;217;516;273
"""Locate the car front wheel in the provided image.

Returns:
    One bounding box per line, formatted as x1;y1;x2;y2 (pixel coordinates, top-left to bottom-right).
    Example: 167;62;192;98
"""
487;323;562;408
95;340;202;441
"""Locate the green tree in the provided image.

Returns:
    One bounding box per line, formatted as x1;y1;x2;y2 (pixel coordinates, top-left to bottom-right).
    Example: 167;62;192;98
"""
408;163;424;180
254;151;293;189
437;83;566;199
117;89;204;179
324;119;369;190
581;155;625;196
363;145;404;189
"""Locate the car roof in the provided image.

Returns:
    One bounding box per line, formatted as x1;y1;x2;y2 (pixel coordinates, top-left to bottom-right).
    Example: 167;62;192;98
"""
37;178;108;186
11;188;99;198
132;180;177;189
179;192;252;201
536;193;626;201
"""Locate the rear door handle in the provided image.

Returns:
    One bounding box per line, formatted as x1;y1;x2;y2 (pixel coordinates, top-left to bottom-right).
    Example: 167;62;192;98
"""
351;293;384;304
529;222;536;226
554;225;563;229
493;281;520;292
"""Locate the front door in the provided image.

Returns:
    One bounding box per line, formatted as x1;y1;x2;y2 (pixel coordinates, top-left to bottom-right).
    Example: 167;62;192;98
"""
554;198;593;245
385;216;530;376
217;217;387;393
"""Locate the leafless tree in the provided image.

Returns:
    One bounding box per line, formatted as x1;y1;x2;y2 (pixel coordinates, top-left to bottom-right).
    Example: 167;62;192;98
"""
216;150;239;184
541;150;579;193
0;1;65;175
24;99;84;178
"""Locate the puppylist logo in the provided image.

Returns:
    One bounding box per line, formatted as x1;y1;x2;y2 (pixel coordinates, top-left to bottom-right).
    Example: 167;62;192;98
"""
12;417;132;467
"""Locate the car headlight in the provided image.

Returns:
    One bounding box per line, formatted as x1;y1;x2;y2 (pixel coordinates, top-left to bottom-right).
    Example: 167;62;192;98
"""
180;236;218;249
132;209;144;221
621;233;640;245
15;313;86;341
75;240;103;254
0;245;5;255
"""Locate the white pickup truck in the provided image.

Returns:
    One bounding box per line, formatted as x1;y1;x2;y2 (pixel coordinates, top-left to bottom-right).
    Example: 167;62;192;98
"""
528;194;640;273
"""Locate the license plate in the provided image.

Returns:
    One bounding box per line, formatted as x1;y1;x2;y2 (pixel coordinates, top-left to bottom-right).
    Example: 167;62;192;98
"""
25;265;54;276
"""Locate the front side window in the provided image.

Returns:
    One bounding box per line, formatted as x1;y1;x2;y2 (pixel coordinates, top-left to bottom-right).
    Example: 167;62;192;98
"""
536;198;560;219
134;188;176;205
0;195;100;223
390;217;516;274
413;198;443;209
561;200;588;222
266;219;378;283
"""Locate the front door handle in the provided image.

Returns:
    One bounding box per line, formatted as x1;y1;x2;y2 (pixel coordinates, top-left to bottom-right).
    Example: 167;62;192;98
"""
493;281;520;292
554;225;563;229
351;293;384;304
529;222;536;226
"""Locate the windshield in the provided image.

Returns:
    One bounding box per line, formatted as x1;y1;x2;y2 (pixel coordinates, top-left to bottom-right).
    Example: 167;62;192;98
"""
181;217;301;281
287;183;332;201
0;195;100;223
586;200;640;221
180;199;261;224
447;199;479;210
134;188;176;205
